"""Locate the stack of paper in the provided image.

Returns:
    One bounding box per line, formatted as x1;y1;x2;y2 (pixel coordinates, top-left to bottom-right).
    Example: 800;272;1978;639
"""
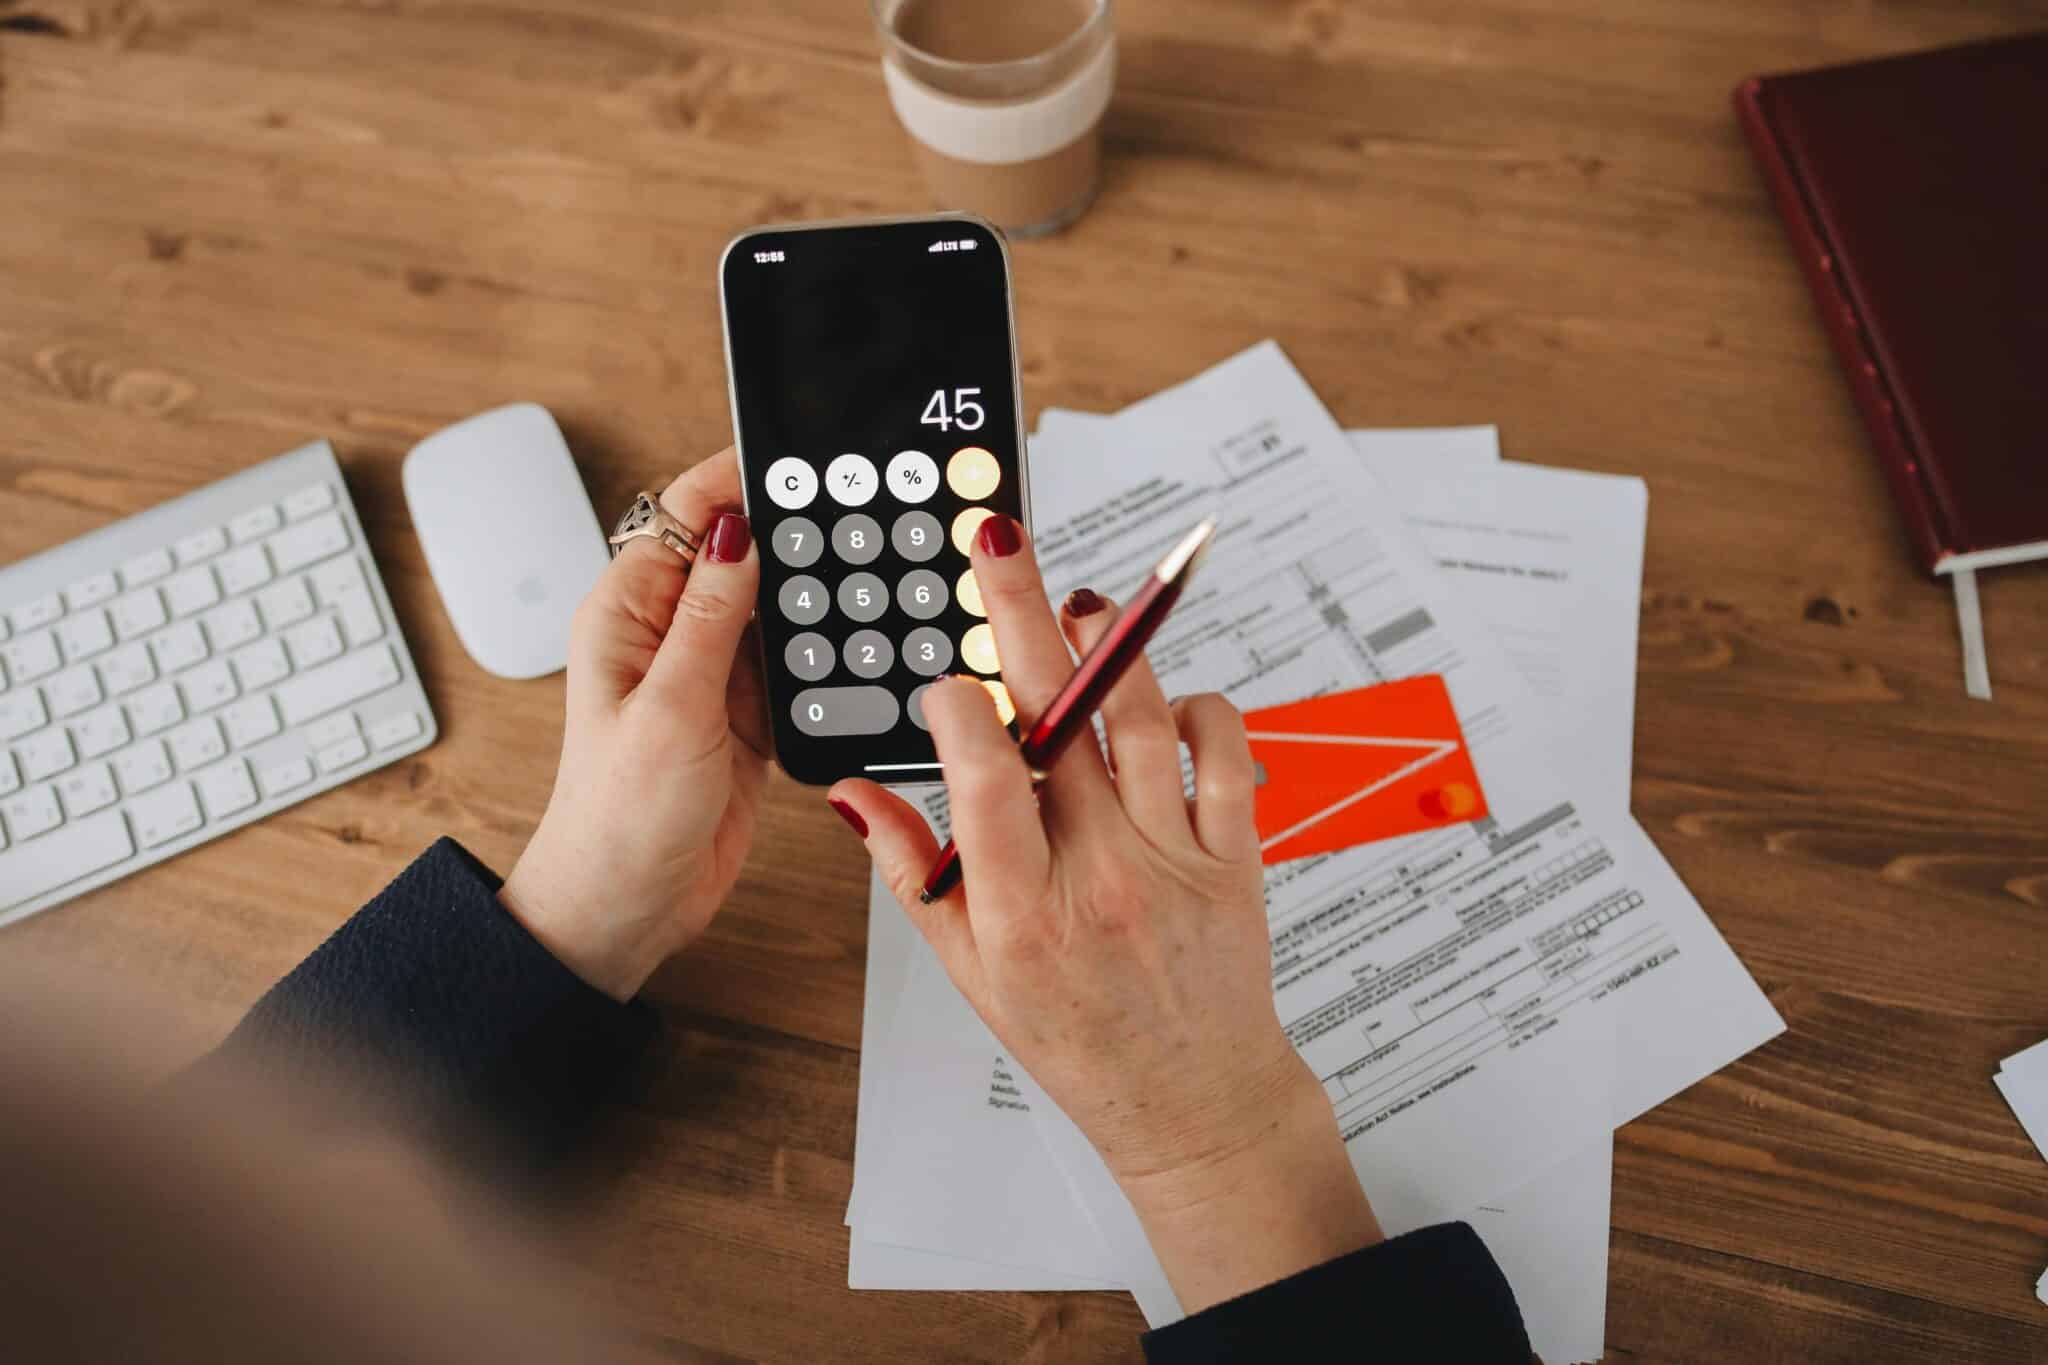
1994;1041;2048;1306
846;342;1786;1364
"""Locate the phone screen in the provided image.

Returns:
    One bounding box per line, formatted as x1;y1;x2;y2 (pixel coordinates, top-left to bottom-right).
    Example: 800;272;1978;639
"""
720;216;1027;786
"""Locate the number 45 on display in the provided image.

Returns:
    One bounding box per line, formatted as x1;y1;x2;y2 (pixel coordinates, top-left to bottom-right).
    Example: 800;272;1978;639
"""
920;387;985;433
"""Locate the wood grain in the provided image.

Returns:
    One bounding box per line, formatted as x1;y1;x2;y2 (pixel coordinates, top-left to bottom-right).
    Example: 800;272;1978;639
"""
4;1;2047;1360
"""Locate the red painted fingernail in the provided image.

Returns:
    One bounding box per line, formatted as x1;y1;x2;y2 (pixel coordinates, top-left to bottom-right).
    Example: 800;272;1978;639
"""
975;514;1022;558
707;512;751;563
1064;587;1105;617
828;797;868;838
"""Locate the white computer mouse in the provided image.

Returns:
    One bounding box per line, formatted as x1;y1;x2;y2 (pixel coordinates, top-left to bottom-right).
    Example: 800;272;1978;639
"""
402;403;609;680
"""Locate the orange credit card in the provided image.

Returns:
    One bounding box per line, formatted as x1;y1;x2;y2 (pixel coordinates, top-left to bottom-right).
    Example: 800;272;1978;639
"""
1244;675;1488;865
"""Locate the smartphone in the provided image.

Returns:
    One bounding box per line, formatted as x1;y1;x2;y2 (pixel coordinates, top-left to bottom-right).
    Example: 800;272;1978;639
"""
719;214;1029;786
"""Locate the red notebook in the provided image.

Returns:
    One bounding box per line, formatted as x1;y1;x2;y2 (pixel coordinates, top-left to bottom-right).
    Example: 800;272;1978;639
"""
1735;34;2048;578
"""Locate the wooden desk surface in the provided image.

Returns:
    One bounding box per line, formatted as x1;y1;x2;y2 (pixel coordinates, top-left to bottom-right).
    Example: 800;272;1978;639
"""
4;1;2046;1359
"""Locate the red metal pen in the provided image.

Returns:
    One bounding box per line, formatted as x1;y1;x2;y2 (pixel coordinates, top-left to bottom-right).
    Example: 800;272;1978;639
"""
919;516;1218;904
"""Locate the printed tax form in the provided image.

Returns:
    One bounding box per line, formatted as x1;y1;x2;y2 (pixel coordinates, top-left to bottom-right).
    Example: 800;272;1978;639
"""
1031;415;1650;1358
850;432;1636;1360
1010;343;1781;1315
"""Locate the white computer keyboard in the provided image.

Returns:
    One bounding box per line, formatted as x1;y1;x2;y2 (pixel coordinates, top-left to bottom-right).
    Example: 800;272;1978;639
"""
0;441;437;928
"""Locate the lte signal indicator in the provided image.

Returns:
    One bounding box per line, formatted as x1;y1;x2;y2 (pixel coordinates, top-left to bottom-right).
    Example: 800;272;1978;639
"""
927;239;981;254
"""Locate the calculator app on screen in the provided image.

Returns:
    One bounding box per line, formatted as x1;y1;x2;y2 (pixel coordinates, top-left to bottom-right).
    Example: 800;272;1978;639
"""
720;216;1027;786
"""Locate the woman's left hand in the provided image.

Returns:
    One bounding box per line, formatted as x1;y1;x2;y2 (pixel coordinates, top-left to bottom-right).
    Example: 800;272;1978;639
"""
498;449;769;1001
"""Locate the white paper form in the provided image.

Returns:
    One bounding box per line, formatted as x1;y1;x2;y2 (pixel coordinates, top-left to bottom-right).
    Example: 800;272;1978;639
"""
1012;343;1781;1314
848;874;1119;1291
845;792;1130;1290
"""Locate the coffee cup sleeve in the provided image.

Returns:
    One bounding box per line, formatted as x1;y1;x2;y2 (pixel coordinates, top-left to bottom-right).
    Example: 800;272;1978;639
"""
883;36;1116;165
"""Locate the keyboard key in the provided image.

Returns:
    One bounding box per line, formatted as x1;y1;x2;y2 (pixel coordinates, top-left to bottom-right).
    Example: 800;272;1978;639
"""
150;621;209;675
255;577;315;629
2;786;64;842
891;510;944;562
178;659;239;714
903;625;954;676
824;452;879;507
764;457;819;510
229;638;291;692
274;644;400;726
0;753;15;798
843;630;894;679
0;808;133;910
163;565;221;617
0;690;49;741
229;503;282;543
337;594;383;647
777;575;830;626
368;711;423;750
259;755;314;797
790;685;900;737
956;568;985;618
832;514;884;565
96;642;156;696
784;631;835;682
283;482;336;519
46;665;103;719
113;739;174;795
72;704;131;759
56;762;118;818
770;517;824;569
311;556;367;602
18;729;74;783
195;758;258;819
268;511;349;572
262;757;317;802
222;695;281;748
950;506;994;555
215;544;274;596
283;616;343;670
961;622;1000;675
166;717;226;771
200;598;263;652
118;547;175;588
316;734;368;772
130;781;203;848
111;588;168;640
125;683;185;737
2;630;60;683
885;449;940;504
836;573;888;623
304;711;359;750
173;525;228;565
945;445;1002;500
64;572;119;611
896;568;949;620
10;594;63;633
56;608;114;662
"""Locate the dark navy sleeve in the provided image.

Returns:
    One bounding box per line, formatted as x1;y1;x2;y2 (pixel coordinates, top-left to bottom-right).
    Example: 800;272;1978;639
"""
204;837;658;1174
1142;1222;1531;1363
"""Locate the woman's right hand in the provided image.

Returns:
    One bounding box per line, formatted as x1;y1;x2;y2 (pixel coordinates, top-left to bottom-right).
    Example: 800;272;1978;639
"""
829;515;1382;1312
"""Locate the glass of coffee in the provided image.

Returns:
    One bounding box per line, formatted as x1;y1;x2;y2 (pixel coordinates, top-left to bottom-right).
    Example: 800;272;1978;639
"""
871;0;1115;237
